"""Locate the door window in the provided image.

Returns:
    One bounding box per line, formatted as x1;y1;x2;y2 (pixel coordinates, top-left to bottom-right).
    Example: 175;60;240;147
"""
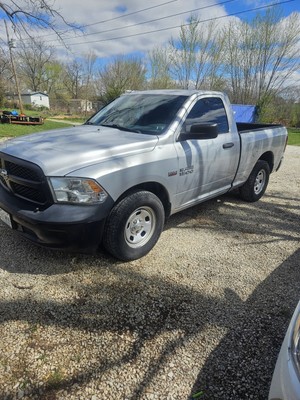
183;97;229;134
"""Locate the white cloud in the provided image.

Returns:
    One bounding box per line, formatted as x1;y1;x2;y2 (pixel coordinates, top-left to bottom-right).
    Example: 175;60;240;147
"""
43;0;233;58
2;0;298;71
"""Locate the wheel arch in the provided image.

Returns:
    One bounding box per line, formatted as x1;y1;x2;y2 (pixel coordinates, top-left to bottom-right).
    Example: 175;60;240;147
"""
115;182;171;220
259;151;274;172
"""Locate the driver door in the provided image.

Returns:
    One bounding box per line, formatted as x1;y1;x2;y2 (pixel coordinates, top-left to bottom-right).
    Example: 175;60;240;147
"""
173;96;240;210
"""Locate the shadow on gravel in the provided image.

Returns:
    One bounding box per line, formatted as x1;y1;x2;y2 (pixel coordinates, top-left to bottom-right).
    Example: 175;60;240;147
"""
189;247;300;400
0;189;298;276
0;262;235;399
166;191;300;244
0;190;299;399
0;230;110;275
0;250;299;400
264;192;300;204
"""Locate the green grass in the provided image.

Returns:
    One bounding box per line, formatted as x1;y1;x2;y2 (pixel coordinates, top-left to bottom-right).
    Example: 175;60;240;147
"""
1;115;300;146
59;116;87;123
45;368;65;389
287;128;300;146
0;119;72;138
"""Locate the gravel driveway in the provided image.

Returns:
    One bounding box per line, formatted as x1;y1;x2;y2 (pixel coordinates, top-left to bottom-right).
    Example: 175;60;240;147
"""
0;145;299;400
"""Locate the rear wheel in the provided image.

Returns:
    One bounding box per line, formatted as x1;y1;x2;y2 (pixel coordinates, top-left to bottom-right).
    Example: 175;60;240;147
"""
239;160;270;202
103;190;165;261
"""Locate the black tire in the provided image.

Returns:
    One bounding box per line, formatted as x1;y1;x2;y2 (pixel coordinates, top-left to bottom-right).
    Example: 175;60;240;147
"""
103;190;165;261
239;160;270;202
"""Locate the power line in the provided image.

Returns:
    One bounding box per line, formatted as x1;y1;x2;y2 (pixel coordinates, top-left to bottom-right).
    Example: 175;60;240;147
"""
51;0;297;48
54;0;237;41
21;0;181;41
81;0;181;28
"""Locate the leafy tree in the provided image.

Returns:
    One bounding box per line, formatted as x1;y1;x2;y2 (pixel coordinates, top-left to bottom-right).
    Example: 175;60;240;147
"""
43;61;65;98
97;56;146;104
259;87;300;126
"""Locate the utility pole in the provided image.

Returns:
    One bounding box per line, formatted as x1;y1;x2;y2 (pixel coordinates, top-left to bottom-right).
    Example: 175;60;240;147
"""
4;20;24;114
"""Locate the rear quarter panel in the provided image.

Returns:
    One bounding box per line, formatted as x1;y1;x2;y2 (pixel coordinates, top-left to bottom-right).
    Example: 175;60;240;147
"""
233;126;288;187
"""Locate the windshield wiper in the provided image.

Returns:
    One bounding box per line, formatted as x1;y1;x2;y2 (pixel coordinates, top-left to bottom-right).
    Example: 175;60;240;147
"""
100;123;141;133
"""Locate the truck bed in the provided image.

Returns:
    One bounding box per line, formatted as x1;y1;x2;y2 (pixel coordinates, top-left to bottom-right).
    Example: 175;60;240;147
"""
237;122;283;133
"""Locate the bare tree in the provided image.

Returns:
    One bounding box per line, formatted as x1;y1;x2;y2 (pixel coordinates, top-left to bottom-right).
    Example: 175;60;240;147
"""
63;60;84;100
0;44;11;105
223;19;258;104
168;16;225;90
0;0;78;40
168;15;198;89
62;53;97;112
97;56;146;104
256;11;300;108
223;9;300;111
1;1;80;111
17;38;56;92
147;46;176;89
0;45;10;75
82;51;97;115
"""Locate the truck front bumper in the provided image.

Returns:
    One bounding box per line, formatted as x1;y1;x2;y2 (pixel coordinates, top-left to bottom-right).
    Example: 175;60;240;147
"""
0;188;114;252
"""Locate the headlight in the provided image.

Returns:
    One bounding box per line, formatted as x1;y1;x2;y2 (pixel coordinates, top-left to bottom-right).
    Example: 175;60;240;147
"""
291;312;300;379
49;177;108;204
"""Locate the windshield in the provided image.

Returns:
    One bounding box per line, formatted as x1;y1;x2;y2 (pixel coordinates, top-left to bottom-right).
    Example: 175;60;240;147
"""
86;94;188;135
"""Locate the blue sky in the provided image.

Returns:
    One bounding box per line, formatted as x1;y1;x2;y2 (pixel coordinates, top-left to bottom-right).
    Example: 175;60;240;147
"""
226;0;299;18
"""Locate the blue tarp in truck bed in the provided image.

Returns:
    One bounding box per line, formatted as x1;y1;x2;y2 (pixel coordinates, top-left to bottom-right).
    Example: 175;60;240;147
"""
232;104;258;123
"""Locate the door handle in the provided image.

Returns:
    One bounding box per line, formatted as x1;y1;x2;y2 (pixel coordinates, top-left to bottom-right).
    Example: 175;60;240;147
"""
223;142;234;149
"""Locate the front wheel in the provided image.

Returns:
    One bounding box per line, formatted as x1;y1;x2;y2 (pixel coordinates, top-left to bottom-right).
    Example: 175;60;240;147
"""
103;190;165;261
239;160;270;202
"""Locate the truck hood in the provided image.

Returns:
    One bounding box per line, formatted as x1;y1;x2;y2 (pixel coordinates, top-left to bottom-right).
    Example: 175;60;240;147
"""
0;125;159;176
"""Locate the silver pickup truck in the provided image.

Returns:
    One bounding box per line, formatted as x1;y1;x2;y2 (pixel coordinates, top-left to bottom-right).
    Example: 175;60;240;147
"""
0;90;288;260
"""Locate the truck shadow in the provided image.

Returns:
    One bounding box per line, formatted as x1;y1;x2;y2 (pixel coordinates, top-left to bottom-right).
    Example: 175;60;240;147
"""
0;188;298;276
264;192;300;204
0;188;299;398
165;190;299;244
0;248;298;399
189;248;300;400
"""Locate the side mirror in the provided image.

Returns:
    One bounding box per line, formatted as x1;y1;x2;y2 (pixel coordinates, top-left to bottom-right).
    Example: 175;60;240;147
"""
181;123;219;140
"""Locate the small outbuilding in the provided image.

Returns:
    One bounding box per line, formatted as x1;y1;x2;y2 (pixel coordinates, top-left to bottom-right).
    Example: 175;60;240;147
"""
21;91;50;109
